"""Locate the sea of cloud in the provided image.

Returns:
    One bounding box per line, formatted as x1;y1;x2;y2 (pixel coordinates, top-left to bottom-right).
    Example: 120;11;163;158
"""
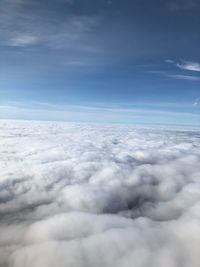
0;120;200;267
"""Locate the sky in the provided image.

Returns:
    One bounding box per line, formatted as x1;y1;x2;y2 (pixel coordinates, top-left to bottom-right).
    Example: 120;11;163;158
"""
0;0;200;127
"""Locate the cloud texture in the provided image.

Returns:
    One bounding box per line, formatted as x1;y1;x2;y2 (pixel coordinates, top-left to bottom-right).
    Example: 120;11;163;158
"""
0;120;200;267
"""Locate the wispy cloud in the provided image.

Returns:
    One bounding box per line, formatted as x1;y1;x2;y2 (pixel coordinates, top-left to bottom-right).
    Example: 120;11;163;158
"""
0;101;199;127
152;60;200;81
165;59;174;64
167;74;200;81
176;61;200;72
193;98;199;107
9;34;40;47
0;0;101;51
149;70;200;81
168;0;199;11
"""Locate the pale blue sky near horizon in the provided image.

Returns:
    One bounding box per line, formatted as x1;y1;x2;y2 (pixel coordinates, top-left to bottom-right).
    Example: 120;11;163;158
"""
0;0;200;127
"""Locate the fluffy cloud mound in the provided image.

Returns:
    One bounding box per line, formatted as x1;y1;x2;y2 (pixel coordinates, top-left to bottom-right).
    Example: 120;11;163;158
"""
0;120;200;267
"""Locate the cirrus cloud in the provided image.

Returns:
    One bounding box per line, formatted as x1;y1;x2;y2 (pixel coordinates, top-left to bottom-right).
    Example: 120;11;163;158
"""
176;61;200;72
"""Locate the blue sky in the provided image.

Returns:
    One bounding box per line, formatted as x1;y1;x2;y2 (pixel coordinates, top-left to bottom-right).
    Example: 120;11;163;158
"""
0;0;200;127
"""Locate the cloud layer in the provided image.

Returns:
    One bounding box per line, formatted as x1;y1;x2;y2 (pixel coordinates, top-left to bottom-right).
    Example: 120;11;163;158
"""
0;120;200;267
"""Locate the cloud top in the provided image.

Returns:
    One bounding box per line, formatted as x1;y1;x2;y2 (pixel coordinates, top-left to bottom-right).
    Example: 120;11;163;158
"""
0;120;200;267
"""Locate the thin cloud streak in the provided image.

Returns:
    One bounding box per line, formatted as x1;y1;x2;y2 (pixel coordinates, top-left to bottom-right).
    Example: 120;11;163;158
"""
0;103;199;127
148;70;200;81
167;74;200;81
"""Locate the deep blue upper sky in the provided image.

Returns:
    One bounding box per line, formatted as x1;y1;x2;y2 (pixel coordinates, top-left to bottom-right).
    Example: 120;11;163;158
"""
0;0;200;126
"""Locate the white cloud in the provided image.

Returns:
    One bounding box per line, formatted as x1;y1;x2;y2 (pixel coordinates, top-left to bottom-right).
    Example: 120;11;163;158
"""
0;120;200;266
0;0;101;50
152;67;200;82
167;74;200;81
9;34;39;47
193;98;199;106
176;61;200;72
1;103;200;127
165;59;174;64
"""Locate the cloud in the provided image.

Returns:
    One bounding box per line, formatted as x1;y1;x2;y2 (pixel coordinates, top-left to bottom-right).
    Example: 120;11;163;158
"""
149;69;200;82
153;61;200;81
168;0;199;11
0;120;200;267
0;0;101;51
167;74;200;81
4;15;100;49
165;59;174;64
9;34;39;47
1;102;200;127
176;61;200;72
193;98;199;106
